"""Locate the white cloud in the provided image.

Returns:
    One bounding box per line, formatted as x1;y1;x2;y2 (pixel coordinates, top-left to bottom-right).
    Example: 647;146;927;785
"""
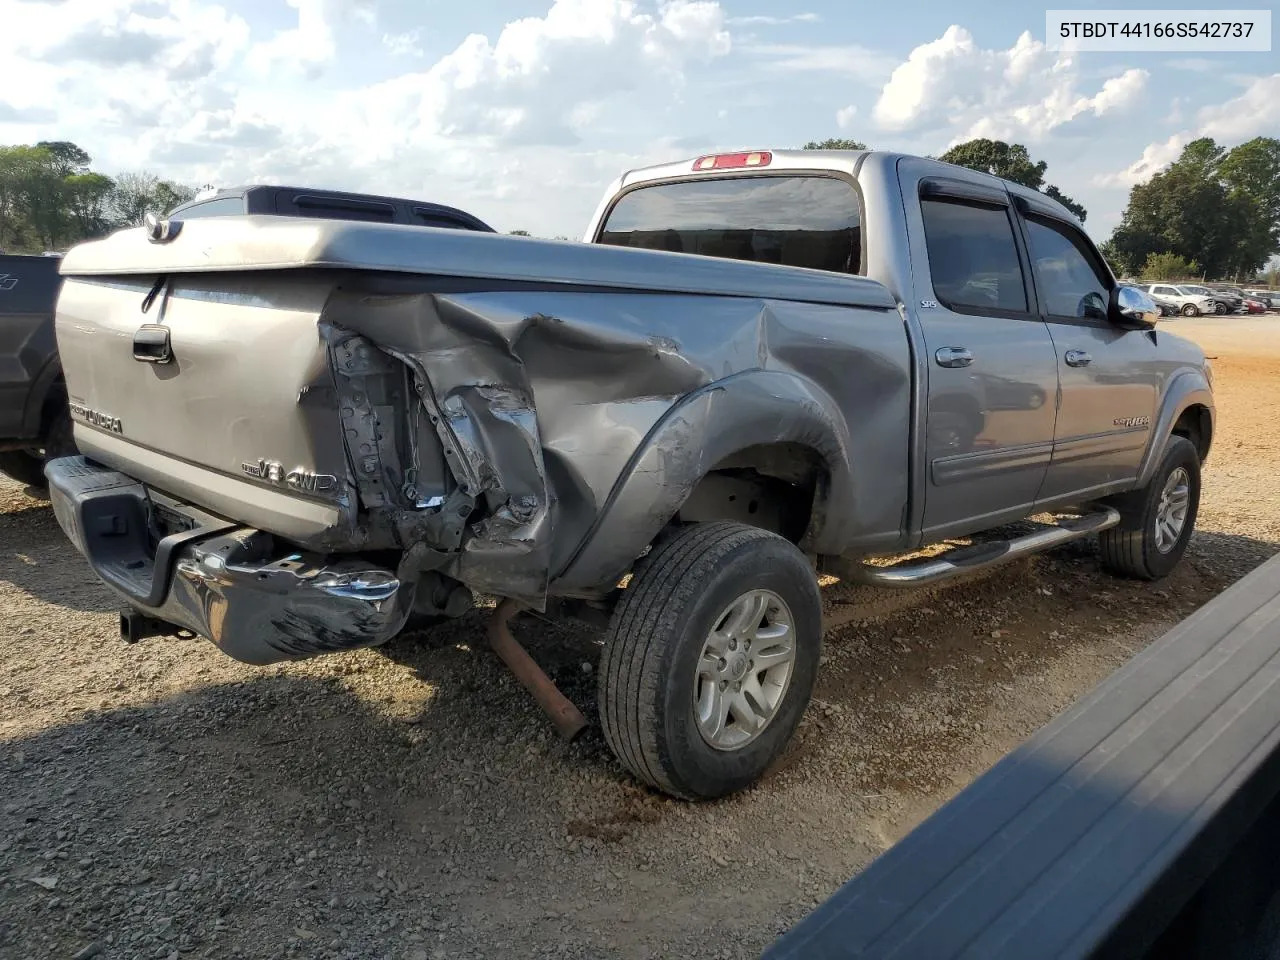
382;29;423;58
248;0;376;76
1093;133;1190;187
1197;73;1280;141
1095;73;1280;188
14;0;250;81
1091;69;1146;115
836;104;857;130
872;26;1148;142
727;13;820;25
739;42;898;85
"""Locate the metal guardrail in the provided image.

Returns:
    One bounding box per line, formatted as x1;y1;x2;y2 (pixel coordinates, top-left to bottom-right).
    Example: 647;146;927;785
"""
763;551;1280;960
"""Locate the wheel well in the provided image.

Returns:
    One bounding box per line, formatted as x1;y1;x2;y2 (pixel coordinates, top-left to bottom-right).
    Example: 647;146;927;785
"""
674;442;829;545
1172;404;1212;462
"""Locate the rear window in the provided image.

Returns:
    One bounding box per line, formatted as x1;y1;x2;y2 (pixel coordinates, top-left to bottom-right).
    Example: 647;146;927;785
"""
178;197;245;218
598;175;862;274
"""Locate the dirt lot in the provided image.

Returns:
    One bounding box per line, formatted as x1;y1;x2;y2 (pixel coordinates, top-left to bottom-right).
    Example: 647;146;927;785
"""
2;315;1278;960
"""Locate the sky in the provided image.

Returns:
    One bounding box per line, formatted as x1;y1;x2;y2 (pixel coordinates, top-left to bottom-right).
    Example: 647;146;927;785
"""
1;0;1277;242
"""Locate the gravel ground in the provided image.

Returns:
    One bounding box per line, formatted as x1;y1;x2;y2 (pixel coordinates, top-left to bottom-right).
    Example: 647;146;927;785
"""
2;315;1277;960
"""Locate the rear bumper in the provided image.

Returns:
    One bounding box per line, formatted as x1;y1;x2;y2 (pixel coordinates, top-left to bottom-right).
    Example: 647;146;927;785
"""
46;456;415;665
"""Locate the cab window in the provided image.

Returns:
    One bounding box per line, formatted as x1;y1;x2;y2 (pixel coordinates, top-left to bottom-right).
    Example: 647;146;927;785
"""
1023;216;1109;321
599;175;863;274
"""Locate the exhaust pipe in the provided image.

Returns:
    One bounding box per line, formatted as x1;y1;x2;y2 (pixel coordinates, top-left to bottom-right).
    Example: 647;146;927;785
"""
487;598;589;741
119;609;178;644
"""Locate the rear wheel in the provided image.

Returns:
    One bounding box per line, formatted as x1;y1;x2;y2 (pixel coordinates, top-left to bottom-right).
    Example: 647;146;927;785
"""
0;407;76;493
0;450;48;488
1099;435;1200;581
597;521;822;800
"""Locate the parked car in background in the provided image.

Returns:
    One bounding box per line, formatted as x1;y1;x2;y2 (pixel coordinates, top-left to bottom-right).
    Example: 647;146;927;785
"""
0;253;75;488
1245;297;1268;314
1244;289;1278;310
1142;283;1218;317
1207;286;1245;314
1133;284;1179;317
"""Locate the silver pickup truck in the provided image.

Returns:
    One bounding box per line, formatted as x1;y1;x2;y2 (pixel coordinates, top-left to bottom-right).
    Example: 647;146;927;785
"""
45;150;1214;800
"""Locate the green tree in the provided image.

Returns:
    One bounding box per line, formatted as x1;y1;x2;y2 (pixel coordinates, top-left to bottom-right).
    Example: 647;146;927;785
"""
939;138;1087;222
108;171;195;226
1105;136;1274;279
1140;252;1200;281
508;229;531;236
940;139;1045;187
64;172;116;237
803;138;867;150
1218;137;1280;278
0;145;48;250
0;141;196;252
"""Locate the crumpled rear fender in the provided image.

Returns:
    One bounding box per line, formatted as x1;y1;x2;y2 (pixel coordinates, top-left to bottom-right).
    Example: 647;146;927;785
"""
552;369;855;594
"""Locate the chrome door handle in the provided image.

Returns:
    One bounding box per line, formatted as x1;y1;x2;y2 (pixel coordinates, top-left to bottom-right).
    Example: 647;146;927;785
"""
133;323;172;364
935;346;973;368
1064;349;1092;367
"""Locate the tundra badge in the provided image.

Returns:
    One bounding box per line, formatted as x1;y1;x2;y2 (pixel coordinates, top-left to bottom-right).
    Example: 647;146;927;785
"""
241;458;338;493
68;400;123;433
1113;416;1151;428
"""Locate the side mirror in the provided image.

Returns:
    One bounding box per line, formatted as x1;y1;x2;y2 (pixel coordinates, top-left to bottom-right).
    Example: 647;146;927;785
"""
1110;285;1158;329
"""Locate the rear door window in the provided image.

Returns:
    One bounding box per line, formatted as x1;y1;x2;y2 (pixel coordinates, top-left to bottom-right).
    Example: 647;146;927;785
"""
599;175;862;274
920;198;1028;314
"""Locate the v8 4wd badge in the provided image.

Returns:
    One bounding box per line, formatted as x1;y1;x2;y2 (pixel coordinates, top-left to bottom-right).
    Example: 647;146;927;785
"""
241;458;337;493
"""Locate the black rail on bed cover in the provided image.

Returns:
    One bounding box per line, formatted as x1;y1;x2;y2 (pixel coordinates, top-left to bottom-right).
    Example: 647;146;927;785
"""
763;552;1280;960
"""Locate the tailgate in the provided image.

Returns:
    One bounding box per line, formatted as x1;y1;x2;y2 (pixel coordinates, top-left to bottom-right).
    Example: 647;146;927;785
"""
55;271;360;547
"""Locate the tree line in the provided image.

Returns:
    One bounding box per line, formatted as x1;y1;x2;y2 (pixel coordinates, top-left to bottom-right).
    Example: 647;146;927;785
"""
0;141;196;254
7;134;1278;284
807;135;1280;283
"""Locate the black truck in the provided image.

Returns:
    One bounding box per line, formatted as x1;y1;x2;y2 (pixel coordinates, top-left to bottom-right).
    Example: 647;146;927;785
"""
0;187;495;489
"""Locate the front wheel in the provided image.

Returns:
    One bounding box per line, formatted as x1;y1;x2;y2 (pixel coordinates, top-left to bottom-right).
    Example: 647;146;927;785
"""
597;521;822;800
1181;303;1199;317
1099;435;1201;580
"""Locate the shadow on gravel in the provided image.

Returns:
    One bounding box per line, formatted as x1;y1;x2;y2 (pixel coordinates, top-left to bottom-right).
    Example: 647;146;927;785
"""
0;499;115;613
4;530;1280;959
0;670;613;959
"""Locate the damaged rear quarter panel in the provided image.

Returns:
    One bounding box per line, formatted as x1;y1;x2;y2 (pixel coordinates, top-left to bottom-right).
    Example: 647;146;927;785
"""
329;280;911;604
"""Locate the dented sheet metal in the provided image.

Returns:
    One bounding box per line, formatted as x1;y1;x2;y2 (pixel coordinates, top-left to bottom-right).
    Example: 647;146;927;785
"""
327;283;912;606
54;217;912;609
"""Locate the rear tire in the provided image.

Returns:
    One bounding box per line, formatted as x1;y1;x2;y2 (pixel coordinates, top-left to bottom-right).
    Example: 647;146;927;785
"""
0;407;77;494
597;521;822;800
0;450;48;488
1099;435;1200;581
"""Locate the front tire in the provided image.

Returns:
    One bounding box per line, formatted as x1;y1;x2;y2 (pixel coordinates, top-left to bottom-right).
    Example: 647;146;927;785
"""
1099;435;1201;581
1181;303;1199;317
597;521;822;800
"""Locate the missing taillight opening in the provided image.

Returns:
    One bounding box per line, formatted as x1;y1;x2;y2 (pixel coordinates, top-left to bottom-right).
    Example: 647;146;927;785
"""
692;152;773;171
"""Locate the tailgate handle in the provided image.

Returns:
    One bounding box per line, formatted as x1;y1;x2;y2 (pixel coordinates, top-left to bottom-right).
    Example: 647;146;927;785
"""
133;324;172;364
